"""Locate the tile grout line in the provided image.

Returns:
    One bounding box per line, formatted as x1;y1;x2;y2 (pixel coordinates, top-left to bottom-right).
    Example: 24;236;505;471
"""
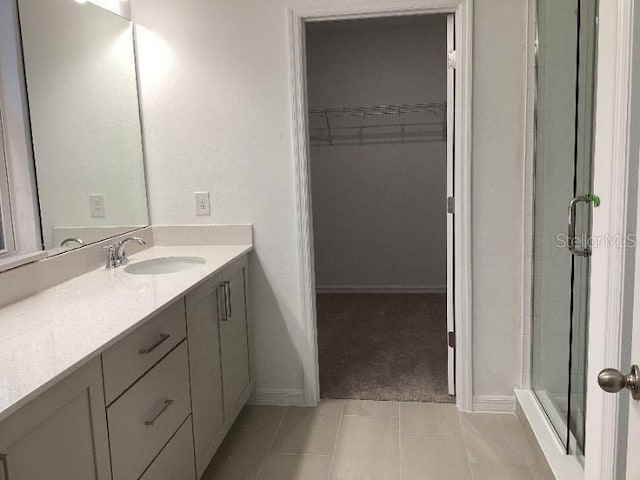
455;409;476;480
327;400;346;480
255;405;289;479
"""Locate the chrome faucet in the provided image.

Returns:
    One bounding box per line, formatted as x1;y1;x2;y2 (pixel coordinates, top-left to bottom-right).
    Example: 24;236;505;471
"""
104;237;146;269
60;237;85;248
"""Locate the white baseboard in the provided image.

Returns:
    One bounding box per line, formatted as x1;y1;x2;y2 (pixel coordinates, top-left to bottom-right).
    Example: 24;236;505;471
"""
315;284;446;294
249;388;306;406
472;395;516;414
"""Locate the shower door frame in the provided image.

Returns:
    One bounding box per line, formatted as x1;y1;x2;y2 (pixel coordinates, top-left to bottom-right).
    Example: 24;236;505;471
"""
288;0;474;411
583;1;638;479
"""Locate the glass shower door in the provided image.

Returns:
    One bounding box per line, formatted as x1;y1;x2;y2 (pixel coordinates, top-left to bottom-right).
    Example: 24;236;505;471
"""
532;0;597;456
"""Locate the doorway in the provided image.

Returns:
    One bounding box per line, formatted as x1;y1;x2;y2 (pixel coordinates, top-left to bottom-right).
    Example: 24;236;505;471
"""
305;14;453;403
288;0;473;410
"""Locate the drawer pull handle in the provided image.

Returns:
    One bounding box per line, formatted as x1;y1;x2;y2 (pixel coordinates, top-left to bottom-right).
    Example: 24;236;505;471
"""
218;284;228;322
144;399;174;426
224;281;232;318
139;334;170;355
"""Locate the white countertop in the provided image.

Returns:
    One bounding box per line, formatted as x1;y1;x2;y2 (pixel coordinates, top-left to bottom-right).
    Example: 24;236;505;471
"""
0;244;252;422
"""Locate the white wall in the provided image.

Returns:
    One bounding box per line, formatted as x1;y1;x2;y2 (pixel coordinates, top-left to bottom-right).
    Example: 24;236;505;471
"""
19;0;148;250
471;0;527;398
307;17;448;290
89;0;131;18
131;0;527;401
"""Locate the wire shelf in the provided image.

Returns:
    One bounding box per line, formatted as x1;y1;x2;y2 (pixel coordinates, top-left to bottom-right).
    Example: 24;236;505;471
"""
308;103;446;146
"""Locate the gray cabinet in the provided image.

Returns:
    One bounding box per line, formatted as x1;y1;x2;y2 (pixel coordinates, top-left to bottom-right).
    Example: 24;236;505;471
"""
139;417;196;480
220;256;252;414
108;341;192;480
102;300;187;404
0;358;111;480
186;255;252;478
186;273;225;476
0;253;251;480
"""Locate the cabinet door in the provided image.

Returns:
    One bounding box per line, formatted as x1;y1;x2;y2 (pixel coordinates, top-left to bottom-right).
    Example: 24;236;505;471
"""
220;256;251;413
0;357;110;480
186;274;225;475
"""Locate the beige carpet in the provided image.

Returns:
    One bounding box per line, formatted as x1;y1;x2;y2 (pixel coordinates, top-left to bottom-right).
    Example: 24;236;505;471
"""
317;293;454;403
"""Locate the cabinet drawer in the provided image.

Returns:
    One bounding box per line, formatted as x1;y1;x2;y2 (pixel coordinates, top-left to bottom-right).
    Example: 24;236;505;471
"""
139;416;196;480
103;300;186;404
108;341;191;480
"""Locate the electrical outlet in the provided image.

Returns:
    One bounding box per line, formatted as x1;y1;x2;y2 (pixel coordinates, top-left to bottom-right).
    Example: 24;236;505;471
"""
195;191;211;216
89;194;105;218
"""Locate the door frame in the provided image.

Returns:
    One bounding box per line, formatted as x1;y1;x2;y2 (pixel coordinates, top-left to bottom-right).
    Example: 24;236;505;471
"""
584;0;637;478
446;12;456;397
287;0;474;411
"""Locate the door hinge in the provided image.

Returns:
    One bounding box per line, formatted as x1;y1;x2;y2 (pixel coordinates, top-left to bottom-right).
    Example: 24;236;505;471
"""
448;331;456;348
447;196;455;214
447;49;457;70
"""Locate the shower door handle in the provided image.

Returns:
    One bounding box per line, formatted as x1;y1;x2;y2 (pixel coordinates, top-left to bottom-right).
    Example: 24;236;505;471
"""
598;365;640;400
568;195;596;257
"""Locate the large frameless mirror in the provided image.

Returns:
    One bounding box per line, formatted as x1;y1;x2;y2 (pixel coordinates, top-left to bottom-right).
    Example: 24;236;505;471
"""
17;0;148;255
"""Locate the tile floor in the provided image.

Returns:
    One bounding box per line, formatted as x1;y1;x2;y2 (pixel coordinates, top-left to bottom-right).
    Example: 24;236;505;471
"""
203;399;545;480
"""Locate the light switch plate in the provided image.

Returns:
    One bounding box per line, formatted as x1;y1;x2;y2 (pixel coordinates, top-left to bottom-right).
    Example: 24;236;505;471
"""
89;194;105;218
195;191;211;216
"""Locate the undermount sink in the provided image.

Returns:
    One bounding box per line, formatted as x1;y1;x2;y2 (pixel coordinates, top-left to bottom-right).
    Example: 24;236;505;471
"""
124;256;206;275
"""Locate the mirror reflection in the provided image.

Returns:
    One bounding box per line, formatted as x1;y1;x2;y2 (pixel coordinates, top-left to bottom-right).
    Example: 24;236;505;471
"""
18;0;149;254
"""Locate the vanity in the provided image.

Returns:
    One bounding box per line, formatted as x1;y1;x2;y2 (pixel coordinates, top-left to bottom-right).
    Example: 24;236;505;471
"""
0;236;254;480
0;0;257;477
